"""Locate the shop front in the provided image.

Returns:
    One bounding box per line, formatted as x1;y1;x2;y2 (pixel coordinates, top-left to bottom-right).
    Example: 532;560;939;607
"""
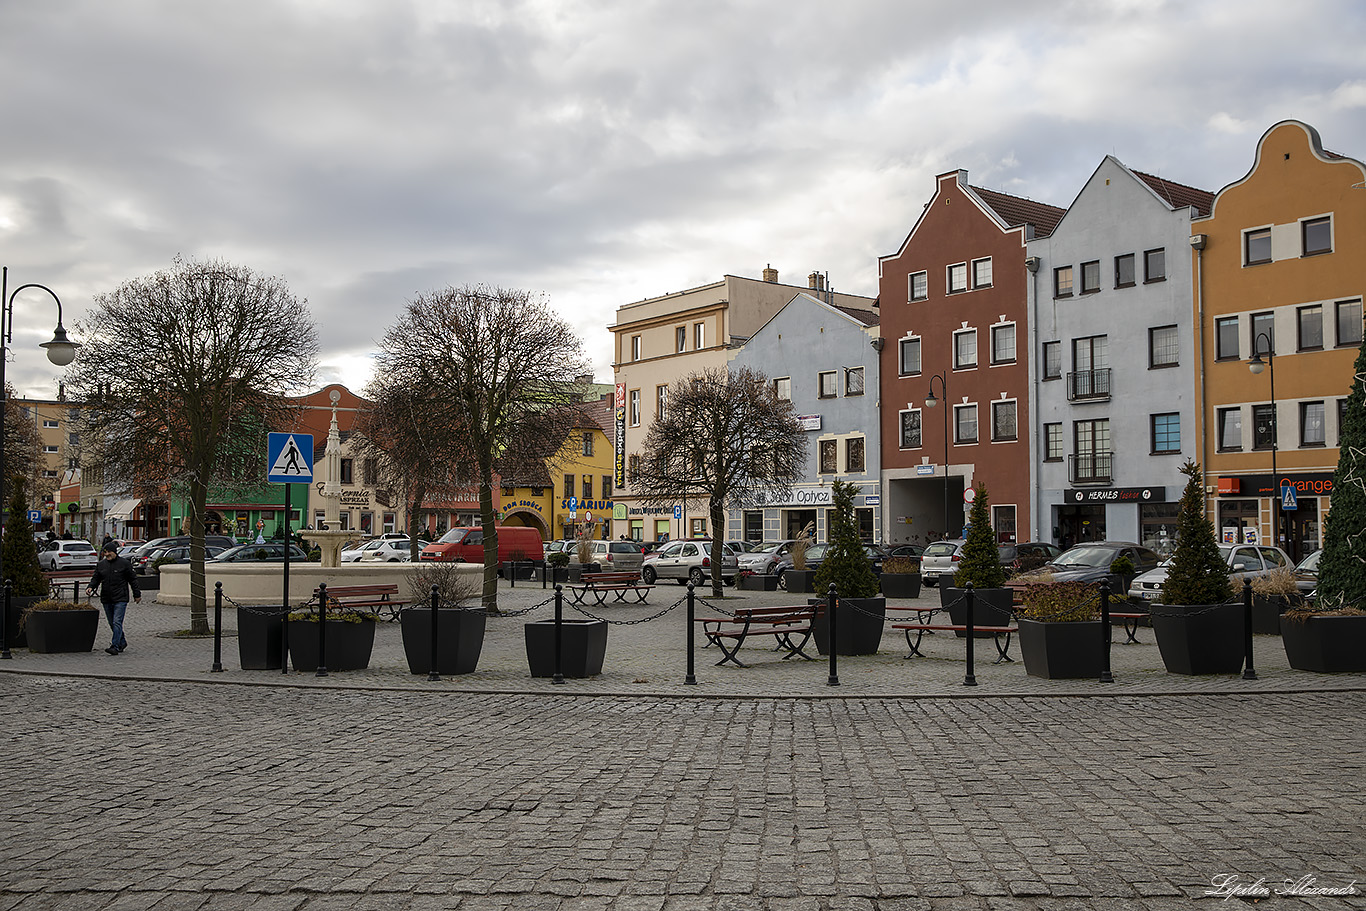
1057;487;1169;552
1216;472;1329;561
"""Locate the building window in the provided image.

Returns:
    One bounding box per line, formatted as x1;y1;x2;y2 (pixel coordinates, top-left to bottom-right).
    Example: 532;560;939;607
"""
953;329;977;369
628;390;641;426
1217;407;1242;451
1144;248;1166;282
582;476;594;501
954;404;978;444
603;475;612;498
1245;227;1272;265
1044;423;1062;461
819;439;838;474
1298;305;1324;351
1151;413;1180;454
991;401;1017;441
1301;401;1326;446
990;324;1016;365
42;419;58;429
1114;253;1135;288
909;271;928;301
947;262;968;294
1252;403;1276;450
339;458;354;485
899;410;922;449
42;469;57;478
564;474;575;499
774;377;791;400
1149;325;1179;368
1042;340;1061;380
1073;419;1111;481
694;322;705;349
992;505;1017;543
1302;216;1332;256
631;335;641;361
1251;311;1275;356
582;432;594;457
43;445;58;454
1337;299;1363;347
845;437;866;473
363;458;378;485
676;326;686;353
818;371;838;399
971;257;992;289
656;385;667;419
1054;265;1073;298
68;432;80;446
1080;260;1101;294
1216;317;1240;360
627;454;641;483
899;337;921;376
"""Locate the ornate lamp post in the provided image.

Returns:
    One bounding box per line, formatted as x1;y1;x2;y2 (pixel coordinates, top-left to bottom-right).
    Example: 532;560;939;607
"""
924;371;952;538
1247;331;1277;550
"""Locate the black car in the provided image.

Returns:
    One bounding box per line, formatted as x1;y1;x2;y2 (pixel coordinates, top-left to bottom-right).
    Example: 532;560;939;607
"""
208;542;309;563
773;543;889;590
1009;541;1162;593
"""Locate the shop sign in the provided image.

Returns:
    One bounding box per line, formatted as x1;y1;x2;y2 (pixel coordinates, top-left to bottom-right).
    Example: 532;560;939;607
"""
614;383;627;489
1220;473;1333;497
797;414;822;431
754;487;833;507
339;489;371;506
561;498;613;512
502;499;545;516
1067;487;1165;503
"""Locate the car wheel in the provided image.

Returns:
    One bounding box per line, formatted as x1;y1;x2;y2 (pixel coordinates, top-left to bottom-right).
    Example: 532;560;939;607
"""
688;567;705;586
777;569;788;591
641;566;657;585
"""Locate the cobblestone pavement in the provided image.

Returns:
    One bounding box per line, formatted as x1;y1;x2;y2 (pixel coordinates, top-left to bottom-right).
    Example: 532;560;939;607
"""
2;581;1364;910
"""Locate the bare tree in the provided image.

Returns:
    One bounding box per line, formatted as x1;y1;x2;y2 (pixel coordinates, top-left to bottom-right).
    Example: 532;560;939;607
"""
633;366;807;598
65;257;318;633
371;285;589;612
3;384;44;502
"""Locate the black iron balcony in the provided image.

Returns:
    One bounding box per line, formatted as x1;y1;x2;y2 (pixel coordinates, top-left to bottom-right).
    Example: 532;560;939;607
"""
1067;367;1111;402
1069;451;1114;484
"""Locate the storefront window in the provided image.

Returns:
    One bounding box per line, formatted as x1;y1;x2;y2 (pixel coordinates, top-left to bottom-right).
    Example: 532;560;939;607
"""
1140;503;1179;555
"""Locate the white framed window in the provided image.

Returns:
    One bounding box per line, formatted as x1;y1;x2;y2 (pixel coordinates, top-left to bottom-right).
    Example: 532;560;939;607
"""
656;385;668;419
43;445;58;454
631;335;641;361
990;323;1016;365
43;419;59;429
947;262;968;294
899;409;922;449
628;389;641;426
844;366;864;396
773;377;791;400
694;322;705;349
818;371;838;399
953;329;977;369
954;404;978;444
675;326;686;353
971;257;992;289
899;337;921;376
1144;248;1166;282
909;271;928;302
991;400;1017;442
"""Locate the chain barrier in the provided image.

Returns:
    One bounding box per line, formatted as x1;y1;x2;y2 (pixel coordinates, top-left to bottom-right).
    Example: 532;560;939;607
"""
480;595;558;619
567;597;684;625
692;596;738;618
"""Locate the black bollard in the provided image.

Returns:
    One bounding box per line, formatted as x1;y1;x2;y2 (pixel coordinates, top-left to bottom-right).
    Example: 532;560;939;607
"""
685;583;696;685
428;583;440;682
1242;578;1257;680
552;584;565;684
211;582;224;673
963;583;977;686
826;584;839;686
2;579;12;661
281;594;291;675
1099;580;1113;683
316;582;328;677
509;560;516;589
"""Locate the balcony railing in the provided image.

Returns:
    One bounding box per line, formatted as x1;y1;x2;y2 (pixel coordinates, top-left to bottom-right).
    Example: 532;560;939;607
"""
1069;451;1114;484
1067;367;1111;402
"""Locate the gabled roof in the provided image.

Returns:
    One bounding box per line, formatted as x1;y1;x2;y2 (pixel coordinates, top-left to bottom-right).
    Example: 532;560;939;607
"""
1132;171;1215;217
969;186;1066;239
832;304;879;327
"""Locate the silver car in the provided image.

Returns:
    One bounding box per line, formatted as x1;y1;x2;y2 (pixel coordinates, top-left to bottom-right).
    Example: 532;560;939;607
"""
641;539;738;585
919;540;966;587
737;540;799;576
360;539;415;562
1128;543;1291;601
567;540;645;573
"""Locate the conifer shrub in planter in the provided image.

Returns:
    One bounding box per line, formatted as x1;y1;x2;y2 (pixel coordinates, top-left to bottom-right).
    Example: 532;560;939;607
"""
878;556;921;599
22;599;101;653
811;480;885;655
1152;460;1241;675
2;479;47;648
1016;579;1104;679
1108;554;1137;603
542;552;570;584
943;483;1012;636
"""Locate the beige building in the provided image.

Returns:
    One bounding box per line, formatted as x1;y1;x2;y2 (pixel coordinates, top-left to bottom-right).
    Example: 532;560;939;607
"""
608;268;876;542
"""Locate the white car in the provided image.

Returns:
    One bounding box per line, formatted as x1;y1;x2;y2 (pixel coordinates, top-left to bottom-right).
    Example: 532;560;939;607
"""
340;540;388;563
360;539;415;562
1128;543;1292;601
38;540;100;571
737;540;799;576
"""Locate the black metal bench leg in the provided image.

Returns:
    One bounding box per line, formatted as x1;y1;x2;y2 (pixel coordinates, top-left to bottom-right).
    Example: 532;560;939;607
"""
993;632;1014;664
903;628;927;659
781;629;815;662
1124;619;1140;644
713;635;749;668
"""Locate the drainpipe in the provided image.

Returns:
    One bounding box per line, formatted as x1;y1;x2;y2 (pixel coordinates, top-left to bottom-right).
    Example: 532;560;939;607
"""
1191;233;1208;512
1025;253;1042;541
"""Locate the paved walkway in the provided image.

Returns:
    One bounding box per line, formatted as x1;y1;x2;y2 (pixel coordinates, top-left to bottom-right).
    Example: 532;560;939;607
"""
2;580;1363;910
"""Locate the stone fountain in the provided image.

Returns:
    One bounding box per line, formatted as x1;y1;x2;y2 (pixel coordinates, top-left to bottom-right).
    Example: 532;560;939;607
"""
299;390;362;567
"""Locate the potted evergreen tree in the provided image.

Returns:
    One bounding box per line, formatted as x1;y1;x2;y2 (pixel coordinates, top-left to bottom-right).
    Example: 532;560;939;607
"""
811;479;885;655
1151;460;1240;674
942;483;1012;635
2;479;48;648
1281;338;1366;671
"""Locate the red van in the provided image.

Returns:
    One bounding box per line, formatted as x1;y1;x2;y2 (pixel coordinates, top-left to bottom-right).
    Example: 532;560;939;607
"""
419;525;543;566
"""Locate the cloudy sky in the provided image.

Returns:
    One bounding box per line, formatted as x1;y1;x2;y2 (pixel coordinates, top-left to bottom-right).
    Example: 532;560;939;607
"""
3;0;1365;399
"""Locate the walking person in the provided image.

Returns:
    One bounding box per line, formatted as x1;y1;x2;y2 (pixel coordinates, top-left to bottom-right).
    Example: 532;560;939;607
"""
87;544;141;656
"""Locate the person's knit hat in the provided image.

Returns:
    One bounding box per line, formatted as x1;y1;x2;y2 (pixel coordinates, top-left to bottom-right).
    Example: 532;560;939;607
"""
102;544;118;555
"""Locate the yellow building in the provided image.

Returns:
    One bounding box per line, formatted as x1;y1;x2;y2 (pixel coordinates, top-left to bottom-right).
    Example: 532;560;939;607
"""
1194;120;1366;560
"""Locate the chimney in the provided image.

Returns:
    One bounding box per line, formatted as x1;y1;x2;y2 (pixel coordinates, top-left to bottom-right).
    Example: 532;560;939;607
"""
762;264;778;283
808;272;826;292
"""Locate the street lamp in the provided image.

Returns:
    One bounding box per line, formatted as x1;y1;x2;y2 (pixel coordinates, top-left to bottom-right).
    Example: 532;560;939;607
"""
1247;331;1277;550
0;267;82;517
924;371;952;538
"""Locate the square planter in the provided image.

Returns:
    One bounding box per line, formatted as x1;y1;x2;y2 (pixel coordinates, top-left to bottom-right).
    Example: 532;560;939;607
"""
880;572;922;599
524;617;607;678
942;587;1015;638
1017;619;1105;679
810;596;886;656
1251;594;1295;635
737;574;779;591
401;607;486;675
782;570;815;594
287;618;377;672
1150;603;1244;675
500;561;540;581
538;565;570;585
237;605;289;670
3;595;43;649
24;608;100;653
1280;613;1366;672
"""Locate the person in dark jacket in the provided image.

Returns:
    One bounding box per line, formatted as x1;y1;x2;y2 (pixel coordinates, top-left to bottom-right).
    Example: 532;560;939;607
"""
87;544;141;655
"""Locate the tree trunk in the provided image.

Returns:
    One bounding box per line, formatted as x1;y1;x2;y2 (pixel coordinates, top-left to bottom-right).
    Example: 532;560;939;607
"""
709;497;725;599
188;477;210;635
408;483;426;561
479;479;499;614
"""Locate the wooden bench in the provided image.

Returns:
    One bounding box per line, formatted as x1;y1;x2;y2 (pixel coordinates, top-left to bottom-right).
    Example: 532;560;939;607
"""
44;570;94;602
1108;611;1149;644
568;571;653;605
892;621;1018;664
316;584;409;621
694;604;817;667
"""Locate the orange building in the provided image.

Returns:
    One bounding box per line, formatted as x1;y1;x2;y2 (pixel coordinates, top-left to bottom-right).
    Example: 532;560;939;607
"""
1194;121;1366;560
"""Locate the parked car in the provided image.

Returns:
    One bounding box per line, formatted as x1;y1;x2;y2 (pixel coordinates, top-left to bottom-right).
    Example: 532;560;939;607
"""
568;539;645;573
37;539;99;571
641;538;738;585
919;540;966;587
771;543;889;590
737;540;799;576
1293;549;1321;596
208;542;309;563
419;525;544;565
726;540;764;554
130;535;235;564
886;544;926;560
145;544;228;574
1128;543;1292;602
340;539;389;563
999;541;1063;573
360;539;416;563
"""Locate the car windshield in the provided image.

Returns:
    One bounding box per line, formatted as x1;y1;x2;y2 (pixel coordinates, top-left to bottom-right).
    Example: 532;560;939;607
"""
1054;546;1120;568
436;528;470;544
755;542;786;554
923;542;959;557
1297;550;1321;572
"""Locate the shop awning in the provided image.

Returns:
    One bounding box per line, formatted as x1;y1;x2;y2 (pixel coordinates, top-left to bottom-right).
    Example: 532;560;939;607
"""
105;498;142;520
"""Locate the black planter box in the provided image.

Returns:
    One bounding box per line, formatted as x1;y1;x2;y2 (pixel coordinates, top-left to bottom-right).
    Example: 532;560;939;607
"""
524;617;607;677
538;565;570;584
1251;594;1295;635
782;570;816;594
500;561;540;581
287;618;376;671
136;573;161;591
1017;619;1105;679
810;596;886;656
880;573;922;599
2;595;42;649
737;574;779;591
943;587;1015;637
237;605;289;670
24;608;100;653
1151;602;1244;675
401;607;486;675
1281;613;1366;672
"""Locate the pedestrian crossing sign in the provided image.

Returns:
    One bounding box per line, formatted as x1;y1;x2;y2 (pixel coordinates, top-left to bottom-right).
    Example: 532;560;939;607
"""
1281;484;1298;511
267;432;314;483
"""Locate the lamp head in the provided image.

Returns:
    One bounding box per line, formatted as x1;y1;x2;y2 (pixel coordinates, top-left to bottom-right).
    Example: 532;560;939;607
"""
1247;354;1266;375
41;325;80;367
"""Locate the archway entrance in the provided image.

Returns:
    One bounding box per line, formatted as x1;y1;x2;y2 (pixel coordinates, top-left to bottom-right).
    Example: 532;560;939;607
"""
500;509;549;542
